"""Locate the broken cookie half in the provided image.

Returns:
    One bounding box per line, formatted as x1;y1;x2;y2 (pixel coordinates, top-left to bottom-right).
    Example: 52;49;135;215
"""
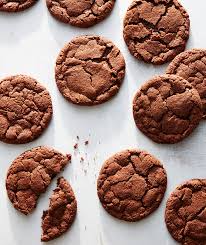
41;177;77;242
6;146;71;215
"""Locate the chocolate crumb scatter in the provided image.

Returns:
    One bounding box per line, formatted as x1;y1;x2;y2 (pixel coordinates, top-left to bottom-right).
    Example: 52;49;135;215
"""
66;154;72;161
85;140;89;145
74;143;78;149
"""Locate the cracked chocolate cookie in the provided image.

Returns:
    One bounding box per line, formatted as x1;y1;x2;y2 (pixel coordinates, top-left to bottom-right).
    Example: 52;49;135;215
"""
167;49;206;119
0;0;38;12
41;177;77;242
6;146;71;215
0;75;52;144
46;0;115;27
133;75;203;144
97;149;167;222
123;0;190;65
165;179;206;245
55;35;125;105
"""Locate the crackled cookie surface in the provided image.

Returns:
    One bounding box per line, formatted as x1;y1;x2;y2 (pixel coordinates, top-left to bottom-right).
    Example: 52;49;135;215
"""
0;0;38;12
41;177;77;242
97;149;167;221
167;49;206;118
123;0;190;64
0;75;52;144
46;0;115;27
165;179;206;245
6;147;70;215
133;75;202;144
55;35;125;105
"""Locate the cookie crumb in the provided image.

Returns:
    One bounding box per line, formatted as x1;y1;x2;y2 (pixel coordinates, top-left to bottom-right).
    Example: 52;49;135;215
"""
76;136;79;140
80;157;84;162
66;154;72;161
74;143;78;149
85;140;89;145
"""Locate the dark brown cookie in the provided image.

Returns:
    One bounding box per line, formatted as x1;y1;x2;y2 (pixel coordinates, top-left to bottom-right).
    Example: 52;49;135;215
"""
41;177;77;242
46;0;115;28
97;149;167;222
165;179;206;245
133;75;203;144
0;75;52;144
0;0;38;12
6;146;71;215
55;35;125;105
166;49;206;119
123;0;190;65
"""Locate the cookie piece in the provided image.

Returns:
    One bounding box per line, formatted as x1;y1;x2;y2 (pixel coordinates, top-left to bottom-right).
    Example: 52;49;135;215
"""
46;0;115;28
166;49;206;119
165;179;206;245
0;75;52;144
41;177;77;242
0;0;38;12
123;0;190;65
55;35;125;105
6;147;71;215
97;149;167;222
133;75;202;144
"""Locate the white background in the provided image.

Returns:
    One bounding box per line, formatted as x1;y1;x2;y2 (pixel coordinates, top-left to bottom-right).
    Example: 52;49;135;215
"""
0;0;205;244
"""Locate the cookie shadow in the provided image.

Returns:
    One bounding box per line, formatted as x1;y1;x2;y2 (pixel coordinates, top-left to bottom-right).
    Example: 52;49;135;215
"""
132;119;206;171
6;175;80;245
98;201;171;245
46;0;122;47
53;72;129;145
0;0;44;45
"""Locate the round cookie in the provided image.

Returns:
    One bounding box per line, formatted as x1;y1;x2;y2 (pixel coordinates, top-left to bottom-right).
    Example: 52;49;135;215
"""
0;75;52;144
0;0;38;12
46;0;115;28
41;177;77;242
123;0;190;65
133;74;203;144
97;149;167;222
166;49;206;119
165;179;206;245
55;35;125;105
6;146;71;215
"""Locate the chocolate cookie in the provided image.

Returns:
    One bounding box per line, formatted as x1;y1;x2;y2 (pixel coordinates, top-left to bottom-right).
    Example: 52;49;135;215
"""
165;179;206;245
6;146;71;215
55;35;125;105
46;0;115;28
41;177;77;242
123;0;190;65
0;75;52;144
133;75;203;144
0;0;38;12
166;49;206;119
97;149;167;222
